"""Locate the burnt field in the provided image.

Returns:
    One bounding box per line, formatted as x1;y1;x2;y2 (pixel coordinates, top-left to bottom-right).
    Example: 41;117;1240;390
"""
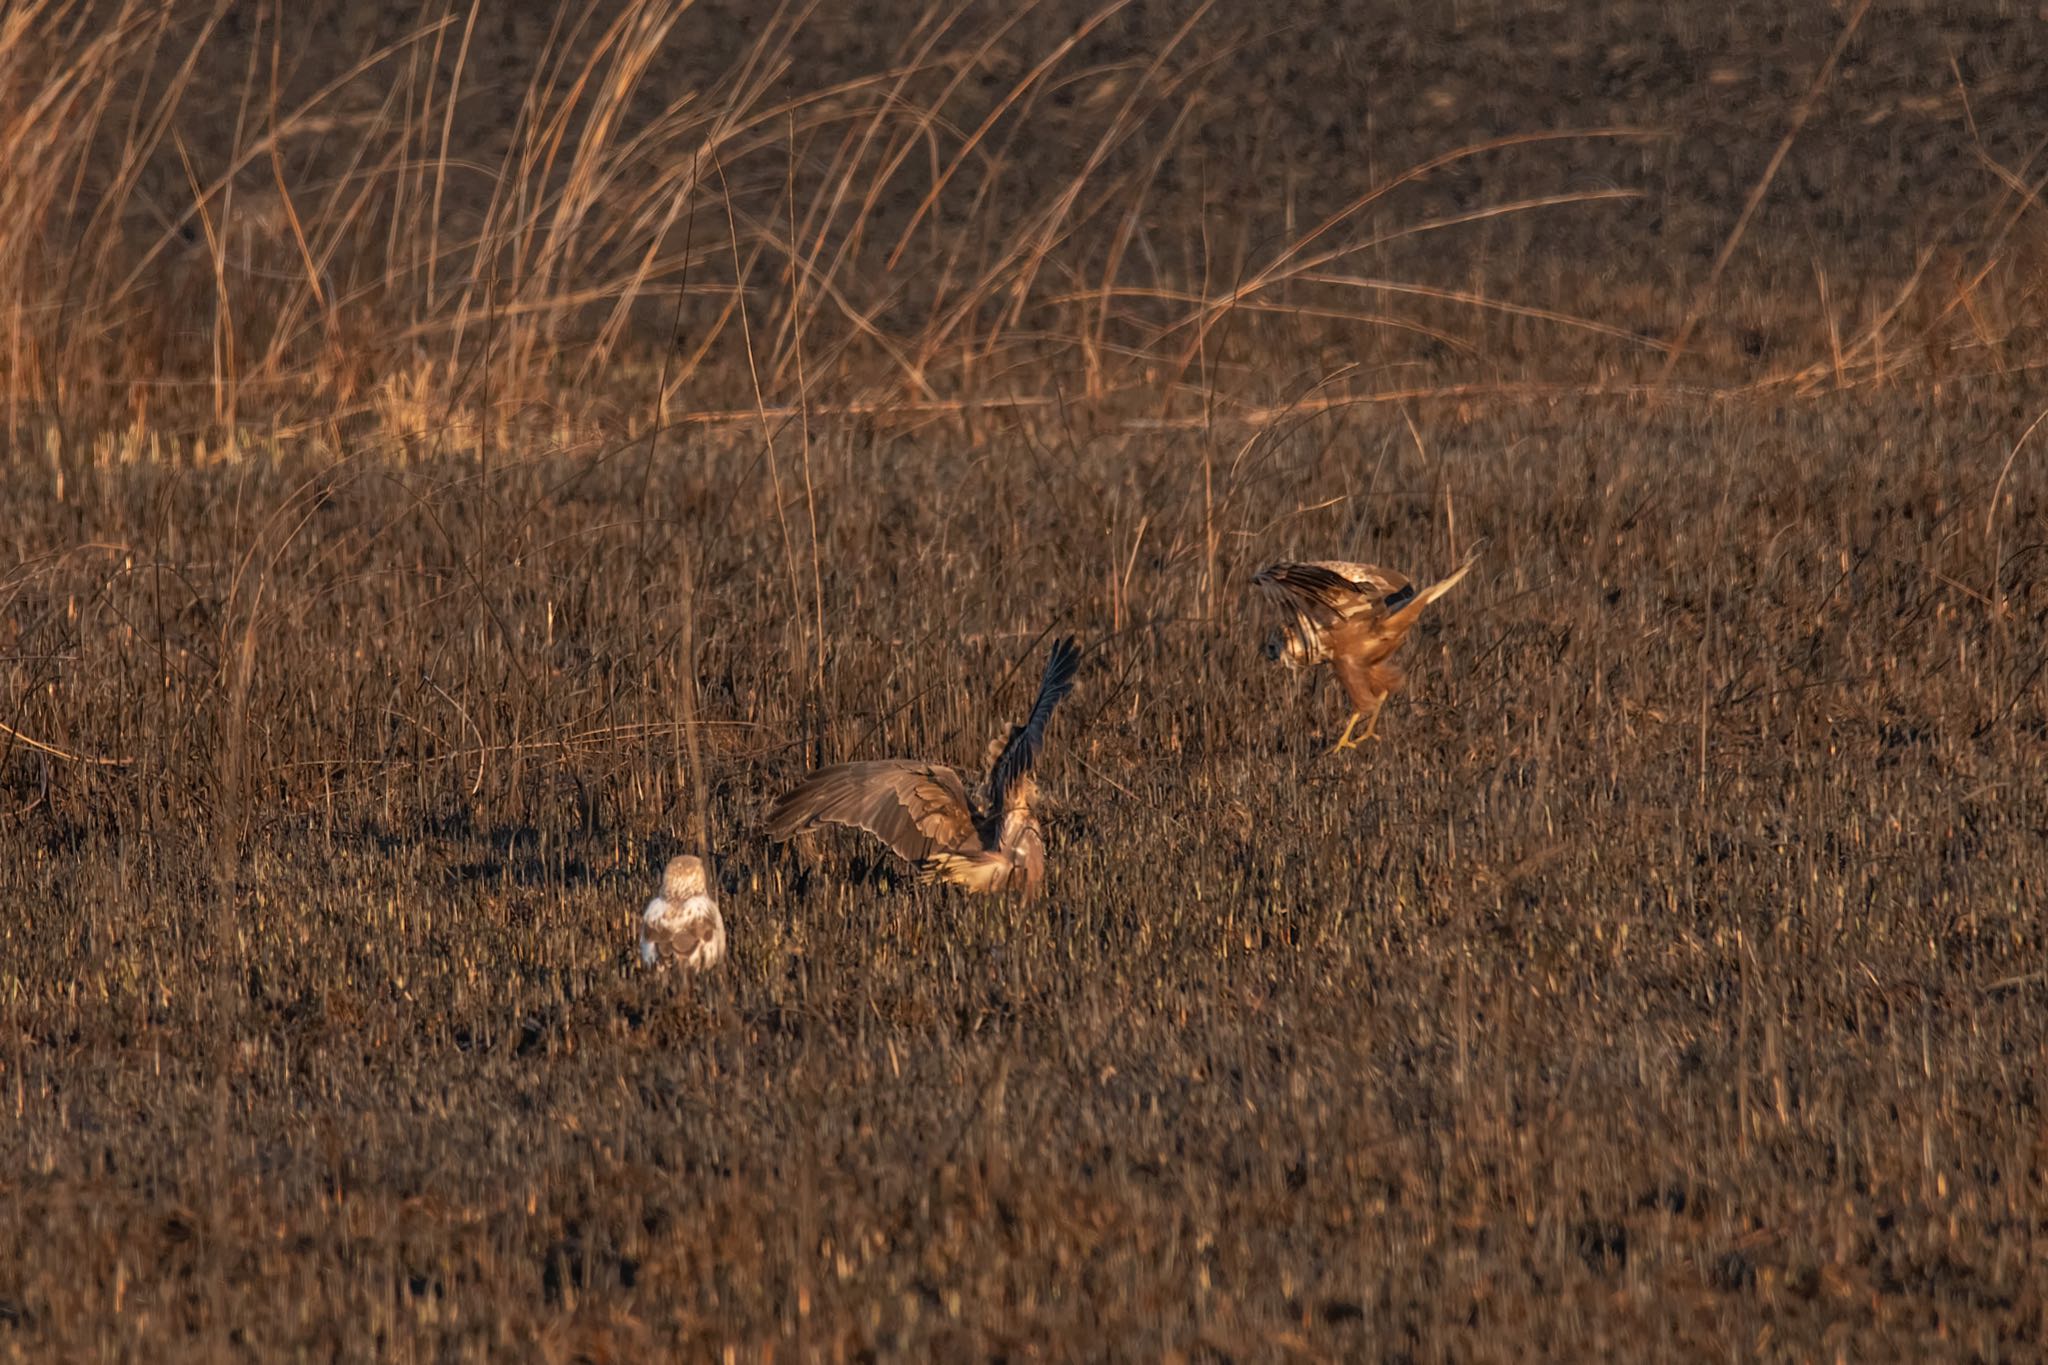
4;1;2048;1359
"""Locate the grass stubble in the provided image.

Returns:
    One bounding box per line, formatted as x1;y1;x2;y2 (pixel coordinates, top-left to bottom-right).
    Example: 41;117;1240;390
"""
2;0;2048;1359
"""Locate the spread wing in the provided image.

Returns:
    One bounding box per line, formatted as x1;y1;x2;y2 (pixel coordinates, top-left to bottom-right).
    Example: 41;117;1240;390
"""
1308;561;1413;602
1254;564;1380;661
1378;551;1479;636
1253;562;1390;625
989;635;1082;813
765;760;978;862
1257;554;1476;633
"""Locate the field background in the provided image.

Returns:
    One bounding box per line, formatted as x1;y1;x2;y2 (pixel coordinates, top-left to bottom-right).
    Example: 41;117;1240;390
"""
5;0;2048;1358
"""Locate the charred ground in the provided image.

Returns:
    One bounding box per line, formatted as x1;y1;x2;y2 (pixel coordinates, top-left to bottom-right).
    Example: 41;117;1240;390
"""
3;1;2047;1359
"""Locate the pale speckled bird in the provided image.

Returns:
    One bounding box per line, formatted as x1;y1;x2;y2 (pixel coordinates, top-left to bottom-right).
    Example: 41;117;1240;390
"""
639;855;726;973
1253;552;1478;751
765;636;1082;897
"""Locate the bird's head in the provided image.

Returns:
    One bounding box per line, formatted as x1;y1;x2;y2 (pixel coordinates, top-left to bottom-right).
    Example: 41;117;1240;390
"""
661;854;710;900
1263;628;1309;668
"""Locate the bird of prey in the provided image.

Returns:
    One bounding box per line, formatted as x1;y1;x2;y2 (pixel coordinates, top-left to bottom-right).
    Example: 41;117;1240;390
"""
765;636;1082;897
1253;552;1477;751
639;854;726;973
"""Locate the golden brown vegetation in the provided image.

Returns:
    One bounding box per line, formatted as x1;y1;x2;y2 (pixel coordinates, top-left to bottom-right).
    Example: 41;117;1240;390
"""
3;0;2048;1358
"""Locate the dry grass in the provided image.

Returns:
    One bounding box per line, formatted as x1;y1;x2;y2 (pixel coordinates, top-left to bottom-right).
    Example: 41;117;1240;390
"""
4;1;2048;1360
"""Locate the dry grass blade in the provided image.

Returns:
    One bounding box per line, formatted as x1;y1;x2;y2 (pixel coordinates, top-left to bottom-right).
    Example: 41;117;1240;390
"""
1652;0;1875;397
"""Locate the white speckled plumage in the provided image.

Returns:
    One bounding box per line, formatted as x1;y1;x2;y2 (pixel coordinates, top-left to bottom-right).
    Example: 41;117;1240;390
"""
639;855;726;974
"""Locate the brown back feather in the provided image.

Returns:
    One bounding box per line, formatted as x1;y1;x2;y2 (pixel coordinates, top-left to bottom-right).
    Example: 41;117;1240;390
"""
645;908;721;964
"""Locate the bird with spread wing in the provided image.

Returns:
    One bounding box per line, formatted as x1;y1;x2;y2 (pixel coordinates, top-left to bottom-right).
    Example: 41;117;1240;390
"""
1253;551;1478;752
765;636;1082;897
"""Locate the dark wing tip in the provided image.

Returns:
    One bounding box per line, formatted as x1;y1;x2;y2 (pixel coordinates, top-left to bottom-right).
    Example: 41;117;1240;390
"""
1042;634;1082;697
1254;561;1363;594
1252;562;1370;625
991;635;1083;807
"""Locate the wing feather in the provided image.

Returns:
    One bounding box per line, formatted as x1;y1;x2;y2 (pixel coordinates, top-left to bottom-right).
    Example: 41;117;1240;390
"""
1379;552;1479;635
765;760;977;861
1306;561;1413;603
1253;562;1386;664
989;636;1082;812
1252;562;1376;627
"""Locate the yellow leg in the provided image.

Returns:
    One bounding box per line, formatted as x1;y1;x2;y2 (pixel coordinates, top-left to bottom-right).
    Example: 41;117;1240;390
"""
1329;695;1387;753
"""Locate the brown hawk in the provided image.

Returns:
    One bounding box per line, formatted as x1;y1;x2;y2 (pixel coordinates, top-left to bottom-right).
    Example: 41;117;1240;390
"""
639;854;726;973
1253;553;1477;751
765;636;1082;897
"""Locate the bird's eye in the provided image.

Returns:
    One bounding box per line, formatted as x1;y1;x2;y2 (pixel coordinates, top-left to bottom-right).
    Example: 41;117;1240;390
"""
1263;635;1281;660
